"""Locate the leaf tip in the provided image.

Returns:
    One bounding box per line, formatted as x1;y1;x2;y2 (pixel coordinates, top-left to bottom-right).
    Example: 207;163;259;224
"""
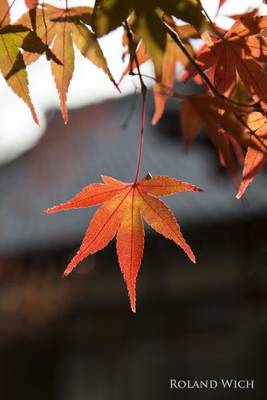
128;287;136;313
31;106;39;125
236;191;242;200
131;304;136;313
151;114;159;125
63;266;72;277
186;247;196;264
194;186;204;192
43;207;51;214
192;256;196;264
236;183;246;200
43;206;56;214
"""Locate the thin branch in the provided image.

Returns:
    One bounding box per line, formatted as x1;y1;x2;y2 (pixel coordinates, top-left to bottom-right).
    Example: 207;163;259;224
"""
124;20;147;184
121;87;138;129
197;0;224;39
129;71;185;99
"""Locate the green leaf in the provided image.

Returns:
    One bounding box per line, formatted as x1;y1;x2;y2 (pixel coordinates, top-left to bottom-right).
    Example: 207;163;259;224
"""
134;10;167;79
163;0;205;28
93;0;130;36
0;28;38;123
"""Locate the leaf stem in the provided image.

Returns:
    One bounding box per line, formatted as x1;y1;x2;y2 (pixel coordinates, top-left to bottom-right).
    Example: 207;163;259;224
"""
130;72;185;99
124;20;147;184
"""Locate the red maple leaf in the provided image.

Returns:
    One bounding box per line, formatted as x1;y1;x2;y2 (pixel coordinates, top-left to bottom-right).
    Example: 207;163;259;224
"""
237;112;267;198
182;11;267;105
45;175;202;312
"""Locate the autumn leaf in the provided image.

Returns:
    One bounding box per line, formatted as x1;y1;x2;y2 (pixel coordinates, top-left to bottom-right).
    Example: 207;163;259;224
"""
151;24;197;125
237;112;267;199
183;11;267;106
17;3;117;124
45;174;202;312
0;0;10;27
150;19;198;124
120;19;198;124
180;94;253;180
0;1;37;121
180;94;251;146
93;0;205;79
93;0;205;37
0;2;59;124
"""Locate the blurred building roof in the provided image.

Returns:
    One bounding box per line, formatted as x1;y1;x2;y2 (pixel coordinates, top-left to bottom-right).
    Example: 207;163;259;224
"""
0;91;267;256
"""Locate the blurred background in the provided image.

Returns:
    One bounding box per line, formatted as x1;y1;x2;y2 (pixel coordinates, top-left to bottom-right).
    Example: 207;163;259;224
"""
1;1;267;400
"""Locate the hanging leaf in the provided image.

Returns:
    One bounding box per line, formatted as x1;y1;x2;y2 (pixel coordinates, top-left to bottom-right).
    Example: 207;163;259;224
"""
183;12;267;106
0;1;62;123
120;19;198;122
93;0;206;79
17;3;118;123
93;0;205;37
45;174;202;312
180;94;255;180
237;112;267;198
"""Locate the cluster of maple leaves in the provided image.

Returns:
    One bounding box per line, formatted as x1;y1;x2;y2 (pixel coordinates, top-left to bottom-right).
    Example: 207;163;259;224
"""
2;0;267;311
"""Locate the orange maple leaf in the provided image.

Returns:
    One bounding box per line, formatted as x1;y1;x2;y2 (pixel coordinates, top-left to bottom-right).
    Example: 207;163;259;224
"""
0;0;10;27
183;11;267;105
17;3;117;123
181;94;247;153
0;0;59;124
237;112;267;199
45;175;202;312
120;20;198;124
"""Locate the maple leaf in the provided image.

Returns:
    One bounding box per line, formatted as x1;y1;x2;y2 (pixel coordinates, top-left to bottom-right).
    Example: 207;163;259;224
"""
45;175;202;312
120;18;198;124
17;3;117;124
237;112;267;199
0;0;10;27
0;1;59;124
151;22;198;125
93;0;205;79
183;11;267;106
180;94;253;180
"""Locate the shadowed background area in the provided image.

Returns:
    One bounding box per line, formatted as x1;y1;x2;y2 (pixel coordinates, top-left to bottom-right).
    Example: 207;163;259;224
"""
0;88;267;400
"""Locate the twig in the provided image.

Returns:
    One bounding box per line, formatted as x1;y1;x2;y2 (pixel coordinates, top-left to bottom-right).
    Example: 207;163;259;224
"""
129;71;185;100
124;20;147;183
197;0;224;39
121;87;138;129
